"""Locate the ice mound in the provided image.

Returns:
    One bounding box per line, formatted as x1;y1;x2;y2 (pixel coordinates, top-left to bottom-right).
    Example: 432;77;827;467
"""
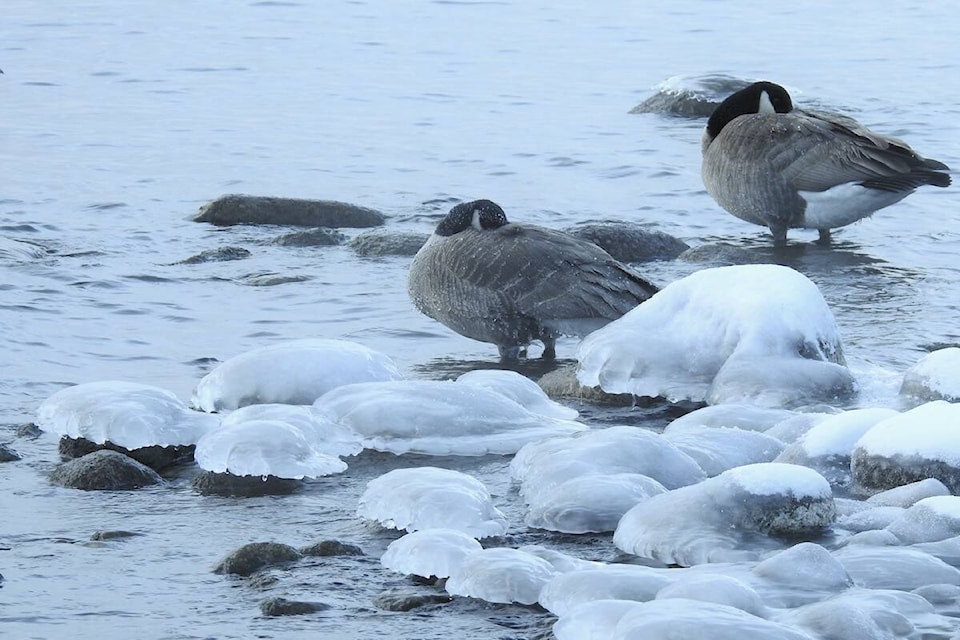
852;401;960;493
552;599;644;640
445;547;558;605
194;419;347;479
776;408;898;487
316;379;586;456
576;265;852;407
866;478;951;508
663;426;785;477
538;564;675;616
191;339;403;412
751;543;853;599
656;574;768;617
357;467;508;538
885;496;960;544
515;545;604;573
665;403;800;433
220;403;362;458
833;545;960;591
455;369;578;420
510;426;702;533
380;528;482;579
37;380;218;449
614;463;836;565
900;347;960;403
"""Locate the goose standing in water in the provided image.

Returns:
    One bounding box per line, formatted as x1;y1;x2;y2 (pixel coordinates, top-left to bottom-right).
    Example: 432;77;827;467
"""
701;81;951;246
408;199;658;361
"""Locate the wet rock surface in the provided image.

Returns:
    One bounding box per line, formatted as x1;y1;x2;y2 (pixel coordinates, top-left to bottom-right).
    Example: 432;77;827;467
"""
49;450;164;490
191;471;303;497
259;597;331;617
349;230;429;257
194;194;386;228
58;436;194;472
213;542;302;577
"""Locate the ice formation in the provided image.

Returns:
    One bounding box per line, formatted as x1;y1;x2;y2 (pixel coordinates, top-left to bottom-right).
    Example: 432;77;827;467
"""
454;369;578;420
900;347;960;403
445;547;558;605
379;528;483;579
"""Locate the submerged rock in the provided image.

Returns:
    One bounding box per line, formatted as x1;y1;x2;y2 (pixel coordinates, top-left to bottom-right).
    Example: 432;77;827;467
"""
0;443;20;462
259;597;330;617
213;541;302;577
678;242;758;265
49;450;163;491
299;540;365;557
273;227;346;247
349;230;428;257
194;194;386;228
565;222;689;263
536;363;636;405
191;471;302;497
373;589;452;612
178;246;251;264
58;436;193;472
90;530;141;541
629;74;753;118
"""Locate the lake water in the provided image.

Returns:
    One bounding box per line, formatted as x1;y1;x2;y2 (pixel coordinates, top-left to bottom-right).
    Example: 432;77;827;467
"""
1;1;958;638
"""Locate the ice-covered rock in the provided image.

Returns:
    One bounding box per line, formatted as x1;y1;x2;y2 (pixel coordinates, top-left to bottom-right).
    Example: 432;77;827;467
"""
357;467;507;538
539;564;676;616
663;426;785;476
37;381;218;450
380;529;483;579
665;403;800;433
776;408;899;487
455;369;578;420
192;339;403;412
220;403;362;458
900;347;960;403
885;496;960;544
445;547;558;605
317;380;586;456
866;478;951;508
515;546;604;573
751;543;853;596
577;265;851;407
552;599;642;640
656;574;768;618
608;599;816;639
852;401;960;493
834;545;960;590
614;463;836;565
836;505;905;533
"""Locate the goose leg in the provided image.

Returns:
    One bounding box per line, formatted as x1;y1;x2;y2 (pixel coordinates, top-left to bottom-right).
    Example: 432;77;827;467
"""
817;228;832;244
498;345;522;361
770;225;788;248
541;338;557;360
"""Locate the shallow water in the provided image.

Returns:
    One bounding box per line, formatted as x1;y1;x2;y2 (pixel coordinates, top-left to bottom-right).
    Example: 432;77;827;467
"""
1;1;959;638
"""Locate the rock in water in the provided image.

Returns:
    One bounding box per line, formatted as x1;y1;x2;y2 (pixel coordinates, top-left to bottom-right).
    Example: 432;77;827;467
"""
213;542;302;576
193;194;385;228
49;450;163;490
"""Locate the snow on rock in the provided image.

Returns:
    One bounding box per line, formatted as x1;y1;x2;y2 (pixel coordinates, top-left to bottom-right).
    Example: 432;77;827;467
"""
885;496;960;544
455;369;578;420
900;347;960;404
357;467;507;538
663;426;785;477
37;380;218;450
539;564;676;617
614;463;836;566
316;380;586;456
776;408;899;487
852;401;960;493
576;265;852;407
445;547;558;605
380;528;483;579
194;419;347;479
751;543;853;597
191;339;403;412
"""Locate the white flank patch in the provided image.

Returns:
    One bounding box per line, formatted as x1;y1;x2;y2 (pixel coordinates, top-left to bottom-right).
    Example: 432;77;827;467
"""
799;183;912;230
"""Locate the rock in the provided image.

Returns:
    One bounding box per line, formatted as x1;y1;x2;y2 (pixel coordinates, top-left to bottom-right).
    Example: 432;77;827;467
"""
629;74;752;118
273;228;346;247
191;471;302;497
299;540;365;557
259;597;330;617
678;242;758;265
537;363;636;405
90;530;141;541
49;450;163;491
900;347;960;404
213;541;302;576
373;589;452;612
194;194;385;228
178;246;251;264
0;443;21;462
16;423;42;438
565;222;689;263
58;436;194;472
349;230;428;257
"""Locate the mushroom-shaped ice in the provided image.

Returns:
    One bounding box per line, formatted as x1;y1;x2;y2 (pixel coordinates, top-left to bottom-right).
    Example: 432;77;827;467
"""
656;574;768;618
357;467;508;538
833;545;960;591
194;419;348;479
455;369;578;420
665;403;800;433
380;528;483;579
317;380;586;456
852;401;960;493
776;408;898;487
220;403;362;458
663;426;785;477
576;265;852;407
900;347;960;403
445;547;558;605
37;380;218;449
610;599;815;640
614;463;836;566
191;339;403;412
552;599;644;640
539;564;676;617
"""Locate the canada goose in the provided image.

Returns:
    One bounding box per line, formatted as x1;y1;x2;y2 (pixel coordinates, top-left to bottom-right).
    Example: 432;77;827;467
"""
408;199;658;361
701;81;951;246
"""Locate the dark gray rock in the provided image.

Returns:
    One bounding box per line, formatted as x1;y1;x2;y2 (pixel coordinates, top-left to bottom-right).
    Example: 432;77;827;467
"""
238;273;311;287
194;194;385;228
259;597;330;617
299;540;365;557
178;246;251;264
0;443;20;462
629;74;752;118
213;542;302;577
566;222;688;263
192;471;302;497
50;450;163;491
16;423;42;438
91;530;141;541
349;230;429;257
58;436;194;472
373;589;452;612
537;363;637;406
678;242;759;265
273;228;346;247
851;449;960;494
